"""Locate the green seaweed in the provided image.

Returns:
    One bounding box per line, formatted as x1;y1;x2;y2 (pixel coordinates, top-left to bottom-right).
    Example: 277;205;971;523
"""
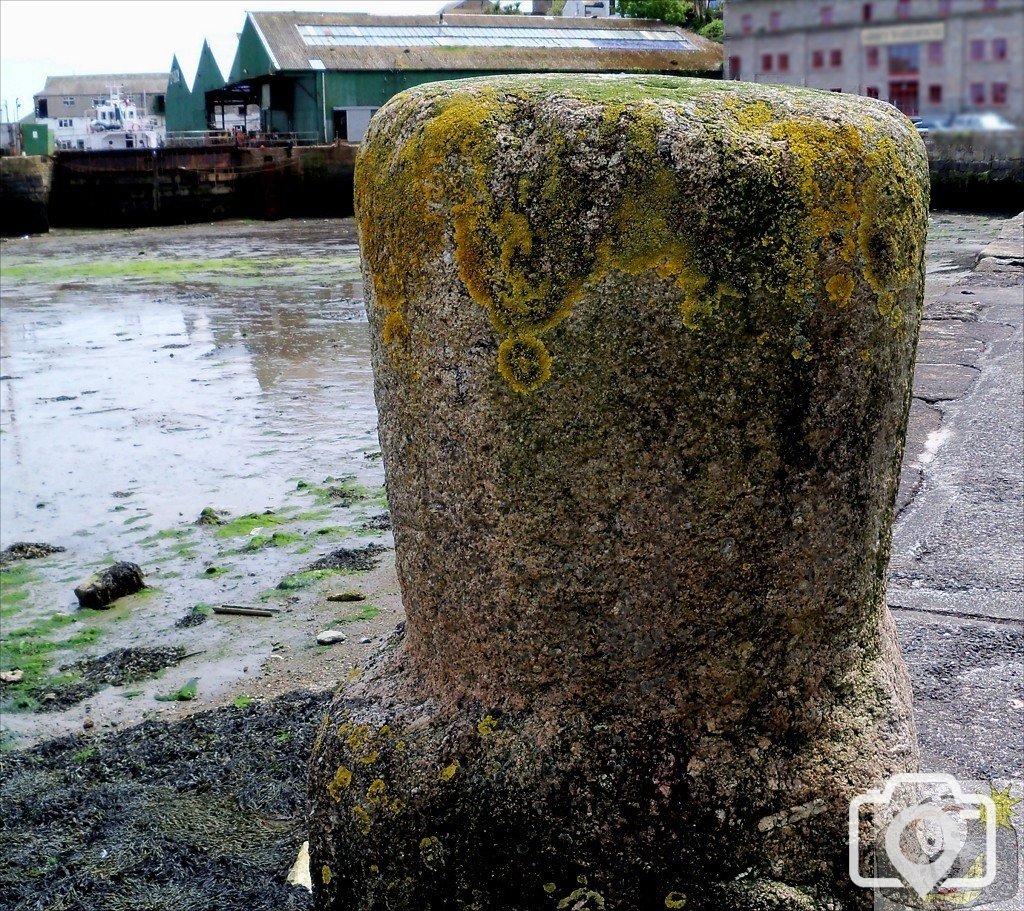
155;678;199;702
338;604;381;623
215;512;288;538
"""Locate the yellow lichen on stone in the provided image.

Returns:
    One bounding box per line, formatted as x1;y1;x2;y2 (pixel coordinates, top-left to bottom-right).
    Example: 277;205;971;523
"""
665;892;687;908
859;136;928;305
322;864;332;885
382;312;410;348
826;273;855;307
327;765;353;801
497;335;552;395
477;714;498;736
439;760;461;782
353;804;373;835
733;99;774;130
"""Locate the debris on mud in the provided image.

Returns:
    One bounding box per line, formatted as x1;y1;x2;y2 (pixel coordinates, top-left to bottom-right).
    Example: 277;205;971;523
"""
175;604;211;628
0;542;66;567
71;646;188;687
306;544;387;573
37;681;101;712
32;647;190;712
360;513;392;532
0;689;325;911
74;561;146;609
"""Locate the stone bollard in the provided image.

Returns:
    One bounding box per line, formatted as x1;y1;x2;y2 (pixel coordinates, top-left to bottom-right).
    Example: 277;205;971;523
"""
309;75;928;911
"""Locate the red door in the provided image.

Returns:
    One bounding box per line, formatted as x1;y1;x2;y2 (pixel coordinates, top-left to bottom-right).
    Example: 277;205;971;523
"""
889;80;919;115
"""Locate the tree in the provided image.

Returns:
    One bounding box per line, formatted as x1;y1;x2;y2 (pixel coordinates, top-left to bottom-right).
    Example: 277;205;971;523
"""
698;17;724;41
617;0;694;28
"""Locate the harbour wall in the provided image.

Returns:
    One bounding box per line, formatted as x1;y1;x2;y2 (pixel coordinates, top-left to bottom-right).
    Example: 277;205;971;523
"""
1;134;1021;237
1;144;356;236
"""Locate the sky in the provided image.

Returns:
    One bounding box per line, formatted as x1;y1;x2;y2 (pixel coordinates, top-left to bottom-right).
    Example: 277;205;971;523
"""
0;0;452;121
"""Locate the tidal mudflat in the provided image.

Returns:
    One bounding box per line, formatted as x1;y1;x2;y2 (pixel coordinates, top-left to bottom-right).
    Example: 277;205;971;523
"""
0;219;401;747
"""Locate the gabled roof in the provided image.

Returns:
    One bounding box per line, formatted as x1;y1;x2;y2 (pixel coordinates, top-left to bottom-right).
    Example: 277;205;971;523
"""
244;12;721;73
35;73;169;99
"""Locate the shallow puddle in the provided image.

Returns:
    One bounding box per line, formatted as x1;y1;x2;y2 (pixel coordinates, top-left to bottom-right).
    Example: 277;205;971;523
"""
1;219;394;746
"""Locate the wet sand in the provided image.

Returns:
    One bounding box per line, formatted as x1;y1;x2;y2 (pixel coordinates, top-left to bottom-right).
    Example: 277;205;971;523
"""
0;219;401;746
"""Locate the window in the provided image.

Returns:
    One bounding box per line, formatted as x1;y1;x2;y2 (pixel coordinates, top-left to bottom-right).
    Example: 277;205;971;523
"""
821;5;833;25
939;0;952;13
769;11;781;30
992;38;1007;60
897;0;911;18
889;43;920;74
992;82;1008;104
741;13;752;33
762;53;773;72
812;50;825;69
58;117;72;127
728;55;742;80
62;95;75;106
778;53;790;72
862;3;873;22
928;42;944;65
929;84;943;103
830;48;843;67
867;46;880;67
866;86;880;98
970;82;985;104
970;40;985;61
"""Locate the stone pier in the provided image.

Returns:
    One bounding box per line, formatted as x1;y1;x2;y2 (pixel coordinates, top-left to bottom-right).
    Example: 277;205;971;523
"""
309;75;929;910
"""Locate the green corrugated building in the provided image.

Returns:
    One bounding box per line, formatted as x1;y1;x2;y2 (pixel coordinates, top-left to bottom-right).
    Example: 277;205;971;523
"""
19;121;55;156
167;11;722;142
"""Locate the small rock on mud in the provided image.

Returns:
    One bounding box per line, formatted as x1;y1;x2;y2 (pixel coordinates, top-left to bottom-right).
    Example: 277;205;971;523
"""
196;506;226;526
1;669;25;685
74;561;145;609
326;590;365;603
0;541;66;567
316;630;347;645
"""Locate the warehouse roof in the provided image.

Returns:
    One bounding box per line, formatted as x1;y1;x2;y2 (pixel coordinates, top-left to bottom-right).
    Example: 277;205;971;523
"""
246;12;721;72
35;73;169;98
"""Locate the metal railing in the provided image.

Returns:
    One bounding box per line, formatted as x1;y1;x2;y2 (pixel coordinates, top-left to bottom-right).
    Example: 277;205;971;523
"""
165;130;321;149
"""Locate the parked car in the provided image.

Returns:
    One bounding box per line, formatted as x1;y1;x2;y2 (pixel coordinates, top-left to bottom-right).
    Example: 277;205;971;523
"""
912;116;950;134
945;112;1017;132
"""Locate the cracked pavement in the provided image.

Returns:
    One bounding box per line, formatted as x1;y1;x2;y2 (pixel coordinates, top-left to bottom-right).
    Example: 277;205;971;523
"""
889;212;1023;782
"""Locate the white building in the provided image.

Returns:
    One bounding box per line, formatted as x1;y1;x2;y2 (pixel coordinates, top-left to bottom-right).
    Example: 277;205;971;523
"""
34;73;168;150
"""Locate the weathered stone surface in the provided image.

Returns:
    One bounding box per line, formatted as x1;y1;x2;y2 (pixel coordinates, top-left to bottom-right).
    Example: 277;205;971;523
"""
309;75;929;910
74;561;145;609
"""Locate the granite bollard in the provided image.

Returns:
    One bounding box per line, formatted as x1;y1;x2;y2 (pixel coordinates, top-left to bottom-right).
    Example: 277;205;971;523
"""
309;75;929;910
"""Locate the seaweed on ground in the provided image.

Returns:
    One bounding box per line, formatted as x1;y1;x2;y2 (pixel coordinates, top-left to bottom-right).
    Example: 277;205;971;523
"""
0;542;66;567
0;689;326;911
306;544;388;573
32;647;189;711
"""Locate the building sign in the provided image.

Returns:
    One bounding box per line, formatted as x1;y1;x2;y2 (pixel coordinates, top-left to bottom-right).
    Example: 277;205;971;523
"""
861;21;945;46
